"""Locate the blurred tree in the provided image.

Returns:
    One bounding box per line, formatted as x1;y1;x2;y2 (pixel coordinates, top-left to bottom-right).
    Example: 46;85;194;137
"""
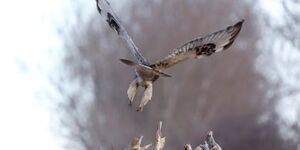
280;0;300;47
250;0;300;146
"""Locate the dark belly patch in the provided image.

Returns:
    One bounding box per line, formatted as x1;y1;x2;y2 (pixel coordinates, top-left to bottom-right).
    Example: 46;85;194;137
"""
152;75;159;82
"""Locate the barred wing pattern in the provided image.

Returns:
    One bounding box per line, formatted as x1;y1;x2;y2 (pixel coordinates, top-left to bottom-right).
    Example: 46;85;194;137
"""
151;20;244;70
96;0;149;65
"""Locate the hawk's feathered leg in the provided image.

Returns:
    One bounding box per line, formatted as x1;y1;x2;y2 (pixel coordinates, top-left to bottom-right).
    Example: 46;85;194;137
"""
127;79;139;105
137;81;153;112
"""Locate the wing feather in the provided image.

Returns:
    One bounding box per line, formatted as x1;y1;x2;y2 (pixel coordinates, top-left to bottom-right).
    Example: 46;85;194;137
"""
96;0;148;65
151;20;244;70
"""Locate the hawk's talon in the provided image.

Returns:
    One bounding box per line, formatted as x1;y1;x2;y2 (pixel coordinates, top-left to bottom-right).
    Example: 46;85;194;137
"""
128;101;133;106
137;106;143;112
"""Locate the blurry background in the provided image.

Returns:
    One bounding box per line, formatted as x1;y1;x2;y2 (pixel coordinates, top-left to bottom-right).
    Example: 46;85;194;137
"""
1;0;300;150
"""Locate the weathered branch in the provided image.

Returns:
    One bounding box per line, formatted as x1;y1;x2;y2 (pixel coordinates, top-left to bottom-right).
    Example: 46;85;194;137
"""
184;131;221;150
206;131;222;150
152;121;166;150
127;136;152;150
127;121;165;150
128;122;221;150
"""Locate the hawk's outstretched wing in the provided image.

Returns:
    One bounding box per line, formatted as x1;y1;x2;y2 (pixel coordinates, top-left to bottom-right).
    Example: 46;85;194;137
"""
151;20;244;70
96;0;148;65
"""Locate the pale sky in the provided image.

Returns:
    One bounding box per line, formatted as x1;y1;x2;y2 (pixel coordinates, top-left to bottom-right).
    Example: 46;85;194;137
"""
0;0;72;150
0;0;119;150
0;0;297;150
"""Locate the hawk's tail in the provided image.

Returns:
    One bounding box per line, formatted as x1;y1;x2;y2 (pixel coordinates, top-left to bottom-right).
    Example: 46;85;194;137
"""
120;59;171;77
120;59;137;66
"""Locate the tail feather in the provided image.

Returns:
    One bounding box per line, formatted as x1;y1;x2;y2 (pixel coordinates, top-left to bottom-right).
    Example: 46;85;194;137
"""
121;59;172;77
120;59;137;66
137;65;172;78
153;70;172;77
